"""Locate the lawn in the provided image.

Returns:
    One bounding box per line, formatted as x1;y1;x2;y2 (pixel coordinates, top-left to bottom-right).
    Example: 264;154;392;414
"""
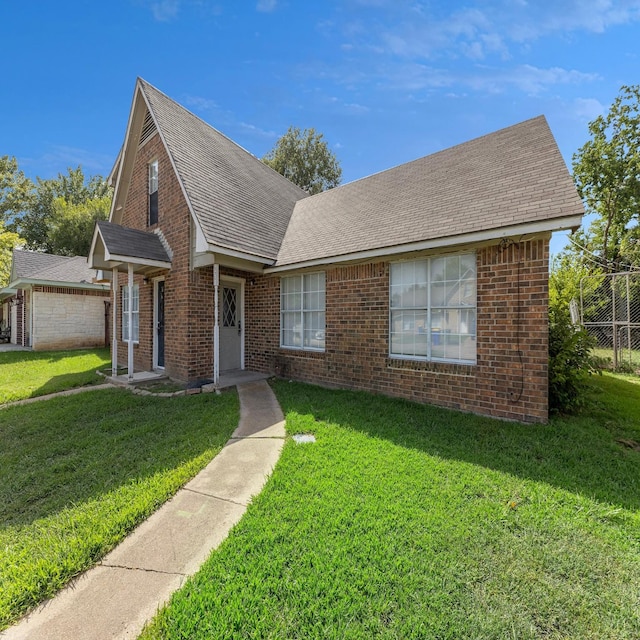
0;348;111;404
141;373;640;640
0;387;238;630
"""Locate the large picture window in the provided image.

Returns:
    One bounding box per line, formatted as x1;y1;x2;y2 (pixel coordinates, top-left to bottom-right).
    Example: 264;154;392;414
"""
281;272;325;351
390;253;476;363
122;284;139;343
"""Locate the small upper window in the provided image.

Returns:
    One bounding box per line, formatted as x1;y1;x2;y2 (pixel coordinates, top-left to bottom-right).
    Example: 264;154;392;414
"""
149;160;158;225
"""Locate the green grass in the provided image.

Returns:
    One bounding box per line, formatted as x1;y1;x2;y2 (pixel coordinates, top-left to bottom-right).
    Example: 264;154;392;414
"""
593;347;640;372
0;348;111;404
141;373;640;640
0;388;238;629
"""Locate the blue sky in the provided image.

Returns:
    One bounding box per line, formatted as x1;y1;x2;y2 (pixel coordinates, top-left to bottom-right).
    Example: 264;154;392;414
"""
2;1;639;254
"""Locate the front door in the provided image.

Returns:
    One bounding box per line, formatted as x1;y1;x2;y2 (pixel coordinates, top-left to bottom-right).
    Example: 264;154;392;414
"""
155;279;165;368
219;282;242;371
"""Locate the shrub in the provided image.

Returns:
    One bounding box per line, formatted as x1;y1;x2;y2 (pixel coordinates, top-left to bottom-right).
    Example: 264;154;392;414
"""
548;302;598;414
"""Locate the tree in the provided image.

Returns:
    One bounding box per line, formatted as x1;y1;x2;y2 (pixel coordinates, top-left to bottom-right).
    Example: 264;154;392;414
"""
572;85;640;269
0;221;23;288
10;167;112;253
262;126;342;194
48;195;111;256
0;156;34;224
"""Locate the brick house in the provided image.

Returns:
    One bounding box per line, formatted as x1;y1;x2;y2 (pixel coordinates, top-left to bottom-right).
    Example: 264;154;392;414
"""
0;249;110;350
89;79;584;422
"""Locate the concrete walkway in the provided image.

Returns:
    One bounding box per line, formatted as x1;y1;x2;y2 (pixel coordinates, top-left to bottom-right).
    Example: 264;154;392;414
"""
2;380;286;640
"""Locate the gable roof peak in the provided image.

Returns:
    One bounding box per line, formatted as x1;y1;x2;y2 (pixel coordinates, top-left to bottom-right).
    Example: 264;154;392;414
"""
113;79;307;261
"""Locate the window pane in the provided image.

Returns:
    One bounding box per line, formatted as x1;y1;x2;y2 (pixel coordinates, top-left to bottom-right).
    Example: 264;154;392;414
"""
149;161;158;193
281;311;301;348
390;310;427;357
445;255;460;280
431;257;445;282
303;311;325;349
390;254;476;363
390;261;427;308
281;274;325;351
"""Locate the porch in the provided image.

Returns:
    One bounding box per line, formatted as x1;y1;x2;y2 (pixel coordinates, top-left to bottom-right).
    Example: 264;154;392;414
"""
106;369;271;391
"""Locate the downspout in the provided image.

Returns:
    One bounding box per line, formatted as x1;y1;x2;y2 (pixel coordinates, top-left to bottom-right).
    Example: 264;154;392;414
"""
112;267;118;377
213;263;219;386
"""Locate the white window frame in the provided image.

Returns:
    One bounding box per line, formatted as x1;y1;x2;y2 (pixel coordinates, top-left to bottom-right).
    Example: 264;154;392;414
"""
148;159;159;225
122;284;140;343
280;272;325;352
389;253;477;364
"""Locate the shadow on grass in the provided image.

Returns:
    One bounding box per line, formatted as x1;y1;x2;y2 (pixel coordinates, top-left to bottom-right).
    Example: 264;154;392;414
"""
272;375;640;513
0;388;237;528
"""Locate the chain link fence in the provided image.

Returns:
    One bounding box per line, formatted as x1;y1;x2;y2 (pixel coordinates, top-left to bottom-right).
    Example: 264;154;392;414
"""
580;271;640;371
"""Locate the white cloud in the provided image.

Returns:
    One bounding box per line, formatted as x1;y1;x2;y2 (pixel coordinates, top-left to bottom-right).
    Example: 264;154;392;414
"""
468;65;600;96
339;0;640;63
183;95;219;112
238;122;278;138
150;0;179;21
27;146;115;177
573;97;606;121
256;0;277;12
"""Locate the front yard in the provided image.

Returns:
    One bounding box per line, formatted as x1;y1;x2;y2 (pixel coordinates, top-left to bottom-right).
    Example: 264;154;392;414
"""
1;348;638;638
141;374;640;639
0;383;238;629
0;348;111;404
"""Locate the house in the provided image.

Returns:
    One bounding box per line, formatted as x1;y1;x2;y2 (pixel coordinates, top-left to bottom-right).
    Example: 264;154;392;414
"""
89;78;584;423
0;249;110;350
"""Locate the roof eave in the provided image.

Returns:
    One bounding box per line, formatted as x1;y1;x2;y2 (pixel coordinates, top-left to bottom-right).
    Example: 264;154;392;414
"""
5;278;109;291
266;214;583;274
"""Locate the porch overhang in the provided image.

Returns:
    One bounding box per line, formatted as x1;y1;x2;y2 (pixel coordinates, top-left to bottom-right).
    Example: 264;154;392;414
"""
89;220;172;274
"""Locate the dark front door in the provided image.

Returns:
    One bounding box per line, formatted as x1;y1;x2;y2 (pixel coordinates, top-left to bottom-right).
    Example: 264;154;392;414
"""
156;280;165;368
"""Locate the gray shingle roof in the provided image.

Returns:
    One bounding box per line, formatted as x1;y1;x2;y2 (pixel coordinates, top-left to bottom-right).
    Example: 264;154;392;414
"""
139;79;308;261
11;249;98;284
97;221;171;263
275;116;583;267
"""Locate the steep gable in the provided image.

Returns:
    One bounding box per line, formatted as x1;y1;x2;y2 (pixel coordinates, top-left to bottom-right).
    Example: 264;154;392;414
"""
111;79;307;262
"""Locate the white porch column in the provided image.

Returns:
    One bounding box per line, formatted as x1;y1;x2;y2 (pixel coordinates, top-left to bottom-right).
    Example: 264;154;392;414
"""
127;263;134;382
213;263;219;385
112;267;118;377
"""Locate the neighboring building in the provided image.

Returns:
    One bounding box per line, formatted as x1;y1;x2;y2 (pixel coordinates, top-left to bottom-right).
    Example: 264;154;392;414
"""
0;249;110;350
89;79;584;423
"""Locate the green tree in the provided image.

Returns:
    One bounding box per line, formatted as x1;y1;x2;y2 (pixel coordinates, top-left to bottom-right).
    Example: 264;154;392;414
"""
262;126;342;194
48;195;111;256
0;156;34;224
10;167;112;252
0;221;23;288
572;85;640;269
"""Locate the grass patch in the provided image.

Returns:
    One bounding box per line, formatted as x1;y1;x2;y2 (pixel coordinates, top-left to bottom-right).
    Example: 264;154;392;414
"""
142;374;640;639
0;388;238;629
0;348;111;404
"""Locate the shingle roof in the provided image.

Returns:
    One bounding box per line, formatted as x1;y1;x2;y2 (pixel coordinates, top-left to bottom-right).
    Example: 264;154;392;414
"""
11;249;98;284
139;79;308;261
97;221;171;264
275;116;583;267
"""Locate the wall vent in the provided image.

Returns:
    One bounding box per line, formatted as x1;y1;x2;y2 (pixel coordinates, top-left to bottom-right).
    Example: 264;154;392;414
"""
139;110;157;147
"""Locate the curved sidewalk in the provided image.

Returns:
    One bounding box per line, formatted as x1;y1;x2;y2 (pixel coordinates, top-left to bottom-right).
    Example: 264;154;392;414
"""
2;380;286;640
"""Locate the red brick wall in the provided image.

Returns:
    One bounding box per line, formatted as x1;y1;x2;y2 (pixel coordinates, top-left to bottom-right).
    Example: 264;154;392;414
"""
245;239;549;423
114;130;549;421
114;132;219;383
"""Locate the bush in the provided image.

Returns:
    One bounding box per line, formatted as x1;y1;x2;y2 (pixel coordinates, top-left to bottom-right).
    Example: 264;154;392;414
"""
548;302;598;414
